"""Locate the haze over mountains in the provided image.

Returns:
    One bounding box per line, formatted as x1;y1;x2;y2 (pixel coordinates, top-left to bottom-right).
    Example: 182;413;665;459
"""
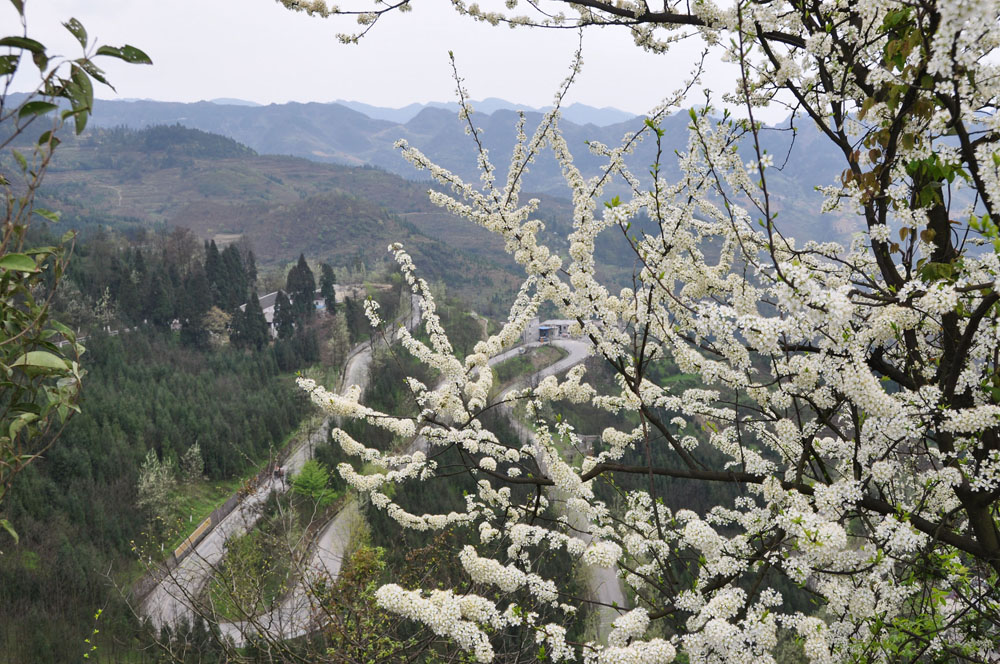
142;97;638;127
88;96;853;241
329;98;637;126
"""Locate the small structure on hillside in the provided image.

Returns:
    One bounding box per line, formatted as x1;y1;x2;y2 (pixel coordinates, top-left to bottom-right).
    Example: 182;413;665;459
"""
540;319;577;340
239;290;284;337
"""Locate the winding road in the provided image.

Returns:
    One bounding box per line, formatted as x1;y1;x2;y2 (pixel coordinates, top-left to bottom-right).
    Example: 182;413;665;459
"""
140;296;419;642
494;340;628;639
140;311;625;645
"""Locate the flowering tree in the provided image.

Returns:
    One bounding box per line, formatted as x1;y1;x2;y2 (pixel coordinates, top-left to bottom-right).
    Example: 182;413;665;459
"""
289;0;1000;661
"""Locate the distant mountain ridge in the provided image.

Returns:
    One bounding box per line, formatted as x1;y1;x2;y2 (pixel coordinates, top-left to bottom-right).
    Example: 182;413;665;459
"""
329;97;637;126
86;97;854;242
193;97;635;126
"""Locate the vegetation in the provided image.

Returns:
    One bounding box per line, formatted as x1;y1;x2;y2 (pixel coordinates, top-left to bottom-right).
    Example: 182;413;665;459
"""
0;213;341;661
205;493;299;622
289;0;1000;661
291;459;337;508
38;123;529;312
491;344;567;392
0;3;151;541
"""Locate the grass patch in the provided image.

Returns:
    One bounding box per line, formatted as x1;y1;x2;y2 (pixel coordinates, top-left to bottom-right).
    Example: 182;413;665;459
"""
161;477;245;555
204;494;302;621
492;344;568;393
159;412;325;560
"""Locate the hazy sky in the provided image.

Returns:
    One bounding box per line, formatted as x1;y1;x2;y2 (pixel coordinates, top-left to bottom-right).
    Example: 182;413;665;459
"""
4;0;774;118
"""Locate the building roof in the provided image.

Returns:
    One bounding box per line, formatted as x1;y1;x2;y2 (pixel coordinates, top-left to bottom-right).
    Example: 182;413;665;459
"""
240;290;284;313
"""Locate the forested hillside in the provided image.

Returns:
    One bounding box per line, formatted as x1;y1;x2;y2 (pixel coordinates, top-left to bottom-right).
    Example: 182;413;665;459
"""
0;227;344;662
34;124;535;313
31;123;669;314
82;98;857;240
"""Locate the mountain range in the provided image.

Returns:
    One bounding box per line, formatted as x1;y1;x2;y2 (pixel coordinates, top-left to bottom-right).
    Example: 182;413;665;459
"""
329;98;637;126
171;97;637;126
86;96;856;242
37;124;581;311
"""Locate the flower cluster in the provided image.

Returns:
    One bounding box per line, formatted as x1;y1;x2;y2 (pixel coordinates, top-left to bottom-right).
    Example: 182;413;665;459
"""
291;0;1000;659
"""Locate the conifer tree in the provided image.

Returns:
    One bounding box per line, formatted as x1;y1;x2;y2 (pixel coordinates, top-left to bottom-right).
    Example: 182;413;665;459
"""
320;263;336;314
144;270;175;330
343;296;365;344
228;306;248;348
231;294;269;350
220;244;247;310
204;240;221;298
179;268;211;348
286;253;316;320
132;247;147;277
273;291;295;340
244;249;258;293
244;292;269;349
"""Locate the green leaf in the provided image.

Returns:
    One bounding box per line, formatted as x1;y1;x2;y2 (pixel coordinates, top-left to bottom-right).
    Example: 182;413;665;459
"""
0;53;18;75
64;104;89;135
95;44;152;65
9;412;37;439
71;64;93;105
77;59;111;88
63;18;87;48
49;320;75;343
12;350;69;372
0;35;44;53
37;130;60;148
17;100;57;119
33;208;60;223
0;253;37;272
920;262;954;282
0;518;17;544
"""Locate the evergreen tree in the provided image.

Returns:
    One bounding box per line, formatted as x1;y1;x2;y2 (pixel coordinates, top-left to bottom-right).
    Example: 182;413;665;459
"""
228;306;248;348
273;291;295;340
204;240;221;297
144;270;174;330
220;244;246;310
179;268;211;348
244;249;257;293
205;240;226;309
244;292;269;350
285;253;316;320
131;246;147;277
320;262;336;314
291;459;334;507
230;294;269;351
110;256;141;326
343;296;366;344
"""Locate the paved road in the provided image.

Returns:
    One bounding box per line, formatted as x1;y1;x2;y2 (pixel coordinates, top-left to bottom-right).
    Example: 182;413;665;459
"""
140;295;420;639
493;339;627;639
215;501;361;644
139;383;338;633
142;307;624;645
